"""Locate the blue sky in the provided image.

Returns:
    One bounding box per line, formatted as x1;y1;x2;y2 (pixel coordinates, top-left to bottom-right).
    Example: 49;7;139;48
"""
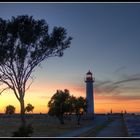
0;3;140;113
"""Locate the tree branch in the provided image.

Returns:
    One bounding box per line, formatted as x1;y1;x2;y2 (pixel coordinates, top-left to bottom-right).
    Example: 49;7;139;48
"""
0;87;10;95
0;78;20;100
25;76;35;92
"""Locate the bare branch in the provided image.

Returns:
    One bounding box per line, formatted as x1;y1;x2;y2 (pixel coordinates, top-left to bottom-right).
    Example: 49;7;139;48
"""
25;76;35;92
0;79;13;89
0;87;10;95
0;78;20;100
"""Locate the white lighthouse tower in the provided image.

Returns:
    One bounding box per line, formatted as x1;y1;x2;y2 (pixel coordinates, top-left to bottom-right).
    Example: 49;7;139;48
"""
85;70;95;118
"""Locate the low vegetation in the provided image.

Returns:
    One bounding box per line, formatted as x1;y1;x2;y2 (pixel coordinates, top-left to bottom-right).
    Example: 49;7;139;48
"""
5;105;16;115
0;114;94;137
12;123;33;137
25;103;34;114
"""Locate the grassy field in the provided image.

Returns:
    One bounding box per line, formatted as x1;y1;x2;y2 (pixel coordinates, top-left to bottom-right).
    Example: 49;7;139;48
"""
0;114;94;137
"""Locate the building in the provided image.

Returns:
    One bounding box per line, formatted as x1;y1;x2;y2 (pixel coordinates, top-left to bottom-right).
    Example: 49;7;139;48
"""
85;70;95;118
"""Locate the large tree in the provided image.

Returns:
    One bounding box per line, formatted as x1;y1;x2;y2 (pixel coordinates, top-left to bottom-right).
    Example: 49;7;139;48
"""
0;15;72;123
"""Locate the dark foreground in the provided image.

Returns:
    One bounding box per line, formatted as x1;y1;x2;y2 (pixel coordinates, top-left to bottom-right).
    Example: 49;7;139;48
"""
0;113;139;137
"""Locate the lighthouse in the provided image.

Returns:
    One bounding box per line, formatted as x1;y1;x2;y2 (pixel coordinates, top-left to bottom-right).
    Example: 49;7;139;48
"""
85;70;95;117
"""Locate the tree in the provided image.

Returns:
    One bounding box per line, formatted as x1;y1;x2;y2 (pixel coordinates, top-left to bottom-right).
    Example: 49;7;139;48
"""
48;89;70;124
64;95;76;120
5;105;15;114
25;103;34;113
74;97;87;125
0;15;72;123
48;89;88;125
110;109;112;114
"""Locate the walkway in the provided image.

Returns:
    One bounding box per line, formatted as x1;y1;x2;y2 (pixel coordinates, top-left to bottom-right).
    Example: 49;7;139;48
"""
59;115;128;137
58;115;108;137
96;117;128;137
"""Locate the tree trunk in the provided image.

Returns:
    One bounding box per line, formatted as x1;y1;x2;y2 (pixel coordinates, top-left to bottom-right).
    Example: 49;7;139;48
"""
58;115;64;124
77;114;81;125
60;118;64;124
20;99;26;124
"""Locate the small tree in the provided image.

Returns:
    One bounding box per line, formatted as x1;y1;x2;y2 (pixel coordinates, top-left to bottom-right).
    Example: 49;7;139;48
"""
74;97;87;125
0;15;72;123
25;103;34;113
48;89;70;124
110;109;112;114
48;90;88;125
5;105;15;114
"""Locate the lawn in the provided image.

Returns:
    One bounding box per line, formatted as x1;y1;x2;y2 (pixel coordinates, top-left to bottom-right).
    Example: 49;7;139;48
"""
0;114;94;137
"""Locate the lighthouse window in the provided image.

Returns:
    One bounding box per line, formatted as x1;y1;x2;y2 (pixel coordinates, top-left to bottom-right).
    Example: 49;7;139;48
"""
87;74;92;78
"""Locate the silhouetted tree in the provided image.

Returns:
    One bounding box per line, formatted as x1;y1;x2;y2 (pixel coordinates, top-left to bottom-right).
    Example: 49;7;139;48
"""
48;89;70;124
110;109;112;114
0;15;72;123
65;95;77;120
48;89;88;125
5;105;15;114
124;110;127;114
25;103;34;113
74;97;87;125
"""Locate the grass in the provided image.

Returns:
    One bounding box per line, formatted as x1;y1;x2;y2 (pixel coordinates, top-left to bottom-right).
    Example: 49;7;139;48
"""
121;115;129;137
0;114;94;137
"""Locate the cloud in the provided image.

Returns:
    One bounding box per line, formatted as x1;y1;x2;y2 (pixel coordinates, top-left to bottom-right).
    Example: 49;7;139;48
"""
94;79;120;95
39;96;51;99
113;74;140;85
95;80;112;87
94;73;140;96
114;66;127;73
110;95;140;101
72;86;85;92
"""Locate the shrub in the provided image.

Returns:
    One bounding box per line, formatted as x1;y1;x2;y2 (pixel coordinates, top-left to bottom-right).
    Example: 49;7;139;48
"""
12;123;33;137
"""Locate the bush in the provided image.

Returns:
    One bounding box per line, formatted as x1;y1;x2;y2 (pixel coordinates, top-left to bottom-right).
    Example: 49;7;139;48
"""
5;105;15;114
12;123;33;137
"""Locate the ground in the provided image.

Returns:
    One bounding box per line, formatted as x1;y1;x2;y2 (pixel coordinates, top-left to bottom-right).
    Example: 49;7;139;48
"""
0;114;94;137
0;113;133;137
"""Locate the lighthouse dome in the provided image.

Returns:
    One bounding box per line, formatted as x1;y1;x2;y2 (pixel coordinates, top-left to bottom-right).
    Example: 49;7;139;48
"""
87;70;92;75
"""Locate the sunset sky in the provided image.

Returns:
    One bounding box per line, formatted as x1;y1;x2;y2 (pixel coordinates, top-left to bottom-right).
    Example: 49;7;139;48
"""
0;2;140;114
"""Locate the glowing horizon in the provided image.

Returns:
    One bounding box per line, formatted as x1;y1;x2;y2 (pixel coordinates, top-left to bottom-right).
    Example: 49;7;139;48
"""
0;76;140;114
